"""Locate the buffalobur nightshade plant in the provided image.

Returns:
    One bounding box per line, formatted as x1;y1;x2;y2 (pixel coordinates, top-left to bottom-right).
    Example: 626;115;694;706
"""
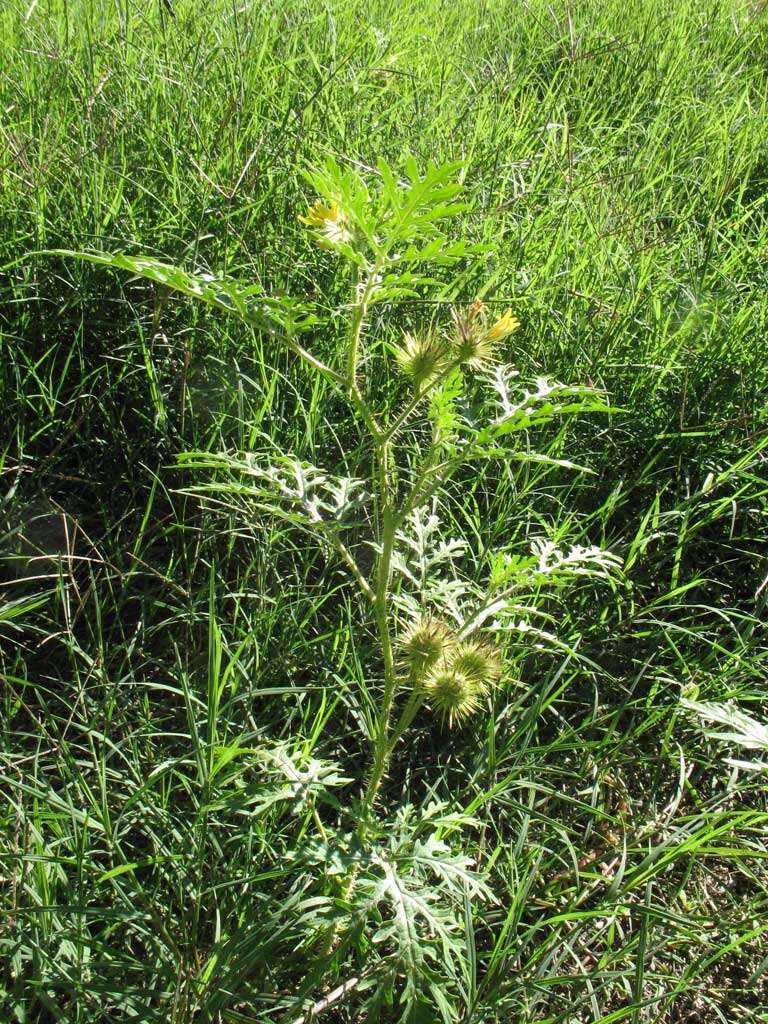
57;157;621;1022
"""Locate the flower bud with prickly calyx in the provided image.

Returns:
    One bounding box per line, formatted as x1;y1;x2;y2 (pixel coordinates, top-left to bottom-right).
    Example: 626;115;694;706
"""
416;636;504;726
450;300;521;369
450;640;502;686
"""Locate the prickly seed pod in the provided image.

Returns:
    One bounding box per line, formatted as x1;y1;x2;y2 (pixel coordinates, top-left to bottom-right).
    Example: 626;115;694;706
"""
393;330;450;389
449;640;503;686
420;667;485;726
397;616;456;679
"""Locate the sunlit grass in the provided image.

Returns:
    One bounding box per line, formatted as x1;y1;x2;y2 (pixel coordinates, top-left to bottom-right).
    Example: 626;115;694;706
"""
1;0;767;1021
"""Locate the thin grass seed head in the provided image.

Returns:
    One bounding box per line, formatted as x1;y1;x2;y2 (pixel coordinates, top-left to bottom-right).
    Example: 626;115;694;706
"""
299;198;353;248
397;616;456;679
450;301;521;369
393;330;450;390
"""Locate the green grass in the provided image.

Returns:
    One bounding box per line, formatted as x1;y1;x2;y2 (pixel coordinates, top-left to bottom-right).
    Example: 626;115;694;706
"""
2;0;768;1021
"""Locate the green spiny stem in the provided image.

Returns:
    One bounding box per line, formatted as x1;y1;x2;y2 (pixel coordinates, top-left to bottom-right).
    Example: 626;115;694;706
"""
383;357;463;442
313;443;396;964
346;258;400;825
283;332;345;387
347;383;382;442
349;276;399;811
361;438;397;822
313;272;396;966
330;534;375;604
386;689;425;756
346;258;384;389
316;450;396;958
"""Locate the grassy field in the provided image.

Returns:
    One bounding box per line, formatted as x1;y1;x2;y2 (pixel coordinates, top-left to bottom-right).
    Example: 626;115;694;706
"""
2;0;768;1021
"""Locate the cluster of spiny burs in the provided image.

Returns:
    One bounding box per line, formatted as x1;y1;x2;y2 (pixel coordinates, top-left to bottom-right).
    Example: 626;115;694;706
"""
397;617;504;727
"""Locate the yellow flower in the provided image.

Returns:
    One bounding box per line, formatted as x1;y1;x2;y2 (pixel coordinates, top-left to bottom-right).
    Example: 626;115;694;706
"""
299;198;352;247
484;309;521;343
